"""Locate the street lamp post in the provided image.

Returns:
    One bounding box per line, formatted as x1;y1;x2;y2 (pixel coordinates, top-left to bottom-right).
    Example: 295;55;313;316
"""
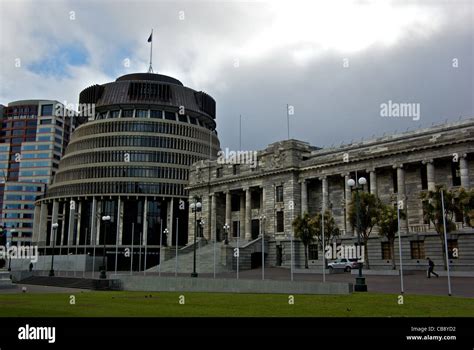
100;215;111;279
160;227;168;277
287;232;294;281
347;177;368;292
259;215;266;280
49;223;59;276
223;223;229;245
190;197;201;278
198;219;204;274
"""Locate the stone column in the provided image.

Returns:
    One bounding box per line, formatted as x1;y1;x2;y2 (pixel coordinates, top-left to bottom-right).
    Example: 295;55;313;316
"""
225;191;231;235
116;197;122;246
245;188;252;240
32;204;41;244
369;170;377;195
206;193;214;241
321;177;328;212
76;201;82;246
239;191;245;239
395;164;409;233
59;202;67;246
91;197;98;245
343;174;352;236
39;202;48;246
167;197;174;245
143;197;148;245
67;199;76;246
261;186;266;233
460;154;469;188
51;201;59;246
211;194;216;241
424;159;435;191
300;180;308;214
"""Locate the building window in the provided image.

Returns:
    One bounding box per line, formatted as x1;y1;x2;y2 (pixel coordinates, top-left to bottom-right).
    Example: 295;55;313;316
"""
136;109;148;118
232;221;240;238
150;110;162;118
381;242;392;260
448;240;458;259
232;164;240;175
231;194;240;212
41;104;53;116
276;211;284;232
451;162;461;187
275;185;284;203
410;241;425;260
308;244;318;260
251;191;261;209
164;111;176;121
122;109;133;118
421;200;430;224
392;169;398;193
216;168;223;178
420;166;428;190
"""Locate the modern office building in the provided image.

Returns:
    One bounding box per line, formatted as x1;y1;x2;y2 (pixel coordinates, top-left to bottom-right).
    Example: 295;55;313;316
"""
187;118;474;271
0;100;78;246
34;73;220;270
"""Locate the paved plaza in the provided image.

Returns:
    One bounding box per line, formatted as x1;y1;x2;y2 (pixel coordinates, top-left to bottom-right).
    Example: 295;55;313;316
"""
3;268;472;297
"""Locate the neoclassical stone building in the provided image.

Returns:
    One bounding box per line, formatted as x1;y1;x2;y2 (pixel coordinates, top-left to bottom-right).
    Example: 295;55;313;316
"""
187;118;474;271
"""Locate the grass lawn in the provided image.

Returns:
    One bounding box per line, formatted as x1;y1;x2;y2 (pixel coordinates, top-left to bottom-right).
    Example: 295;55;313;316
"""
0;291;472;317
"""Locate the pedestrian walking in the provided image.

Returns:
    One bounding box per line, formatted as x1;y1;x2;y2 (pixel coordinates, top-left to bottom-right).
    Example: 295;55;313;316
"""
426;257;439;278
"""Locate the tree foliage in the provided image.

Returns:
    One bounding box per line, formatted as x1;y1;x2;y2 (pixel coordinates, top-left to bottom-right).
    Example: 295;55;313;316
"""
348;191;381;269
292;213;317;268
420;185;457;269
378;204;405;269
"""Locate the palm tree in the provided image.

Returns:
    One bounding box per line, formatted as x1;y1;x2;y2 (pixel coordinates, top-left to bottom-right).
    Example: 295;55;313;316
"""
312;210;340;266
458;187;474;227
348;191;381;269
378;204;405;270
420;186;457;270
292;213;317;268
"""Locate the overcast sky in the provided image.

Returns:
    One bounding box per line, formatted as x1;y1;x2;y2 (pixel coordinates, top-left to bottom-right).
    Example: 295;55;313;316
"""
0;0;472;152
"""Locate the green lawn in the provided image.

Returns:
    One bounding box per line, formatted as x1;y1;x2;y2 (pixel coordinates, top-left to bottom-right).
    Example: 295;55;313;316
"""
0;291;472;317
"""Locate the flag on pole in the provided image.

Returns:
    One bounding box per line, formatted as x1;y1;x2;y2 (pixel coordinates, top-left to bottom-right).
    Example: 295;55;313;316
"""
147;31;153;43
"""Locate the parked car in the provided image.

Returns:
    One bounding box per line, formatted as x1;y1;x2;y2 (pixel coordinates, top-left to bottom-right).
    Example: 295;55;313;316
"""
327;258;361;272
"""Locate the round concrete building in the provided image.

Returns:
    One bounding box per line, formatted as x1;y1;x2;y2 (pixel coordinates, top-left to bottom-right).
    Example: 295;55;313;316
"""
33;73;220;271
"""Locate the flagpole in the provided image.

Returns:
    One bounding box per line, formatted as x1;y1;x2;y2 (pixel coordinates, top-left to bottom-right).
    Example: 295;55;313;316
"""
239;115;242;150
397;202;404;294
286;104;290;140
148;29;153;73
441;189;452;296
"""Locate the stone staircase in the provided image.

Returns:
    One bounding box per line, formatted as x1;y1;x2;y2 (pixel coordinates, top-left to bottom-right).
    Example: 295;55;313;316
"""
0;270;14;289
147;241;232;274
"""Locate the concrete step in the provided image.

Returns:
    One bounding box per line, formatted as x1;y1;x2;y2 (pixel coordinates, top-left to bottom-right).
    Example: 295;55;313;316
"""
17;276;116;290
